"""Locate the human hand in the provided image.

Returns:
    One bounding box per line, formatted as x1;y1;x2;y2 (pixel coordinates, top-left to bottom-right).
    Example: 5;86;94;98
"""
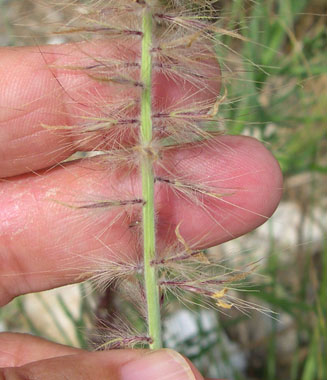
0;42;282;379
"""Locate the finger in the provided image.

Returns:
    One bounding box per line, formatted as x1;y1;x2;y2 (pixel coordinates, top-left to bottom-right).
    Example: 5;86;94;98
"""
0;342;205;380
0;135;282;305
0;333;80;367
0;42;220;178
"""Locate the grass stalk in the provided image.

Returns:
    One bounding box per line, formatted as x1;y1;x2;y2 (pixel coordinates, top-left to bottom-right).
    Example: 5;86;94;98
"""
140;7;162;350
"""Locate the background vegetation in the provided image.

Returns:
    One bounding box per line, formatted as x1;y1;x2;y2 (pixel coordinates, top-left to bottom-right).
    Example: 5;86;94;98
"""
0;0;326;379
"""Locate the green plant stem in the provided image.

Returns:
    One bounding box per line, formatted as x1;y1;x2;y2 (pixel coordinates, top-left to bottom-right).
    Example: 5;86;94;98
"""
140;8;162;350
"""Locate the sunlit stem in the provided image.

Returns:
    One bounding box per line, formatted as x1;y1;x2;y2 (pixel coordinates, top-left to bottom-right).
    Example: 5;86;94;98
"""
140;7;162;350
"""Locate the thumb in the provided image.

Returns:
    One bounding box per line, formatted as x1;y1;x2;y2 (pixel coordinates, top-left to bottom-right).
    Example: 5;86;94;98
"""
0;349;205;380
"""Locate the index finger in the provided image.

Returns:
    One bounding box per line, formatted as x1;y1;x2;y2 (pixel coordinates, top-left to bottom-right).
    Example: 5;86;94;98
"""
0;42;220;178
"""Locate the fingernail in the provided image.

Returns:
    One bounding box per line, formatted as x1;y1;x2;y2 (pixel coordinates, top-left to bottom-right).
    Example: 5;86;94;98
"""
120;349;197;380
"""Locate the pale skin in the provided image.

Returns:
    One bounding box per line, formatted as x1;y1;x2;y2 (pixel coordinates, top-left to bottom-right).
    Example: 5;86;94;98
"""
0;42;283;379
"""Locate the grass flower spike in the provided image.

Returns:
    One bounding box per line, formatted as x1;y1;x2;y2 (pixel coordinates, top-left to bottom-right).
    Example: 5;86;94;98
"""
39;0;275;351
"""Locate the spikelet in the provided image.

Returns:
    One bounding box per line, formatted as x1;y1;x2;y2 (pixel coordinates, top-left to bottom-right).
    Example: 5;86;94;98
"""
43;0;268;350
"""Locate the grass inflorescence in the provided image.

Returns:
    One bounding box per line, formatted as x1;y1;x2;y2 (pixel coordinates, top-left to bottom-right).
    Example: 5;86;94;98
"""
40;0;264;350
